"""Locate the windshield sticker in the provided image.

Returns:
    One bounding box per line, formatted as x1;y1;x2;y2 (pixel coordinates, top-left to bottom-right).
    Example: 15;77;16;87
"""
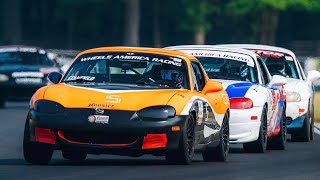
285;56;293;61
12;72;44;78
254;50;284;58
15;78;42;84
66;76;95;81
81;55;113;62
80;54;183;66
250;50;294;61
182;50;254;67
0;47;38;53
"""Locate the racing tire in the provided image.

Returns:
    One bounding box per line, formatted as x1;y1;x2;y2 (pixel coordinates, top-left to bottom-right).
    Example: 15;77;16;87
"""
202;112;229;162
165;113;196;165
62;149;87;161
291;109;311;142
23;118;53;165
267;108;286;150
243;106;267;153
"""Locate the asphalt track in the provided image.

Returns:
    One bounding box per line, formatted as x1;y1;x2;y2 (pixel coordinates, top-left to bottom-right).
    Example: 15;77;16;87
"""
0;102;320;180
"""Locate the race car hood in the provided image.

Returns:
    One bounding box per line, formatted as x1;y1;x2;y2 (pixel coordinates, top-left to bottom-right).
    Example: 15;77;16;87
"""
284;78;302;92
284;78;312;100
214;79;255;98
42;83;185;111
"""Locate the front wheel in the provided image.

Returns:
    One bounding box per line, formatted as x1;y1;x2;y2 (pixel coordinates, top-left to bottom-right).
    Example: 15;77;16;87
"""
243;106;268;153
23;118;53;165
166;113;196;165
202;112;229;162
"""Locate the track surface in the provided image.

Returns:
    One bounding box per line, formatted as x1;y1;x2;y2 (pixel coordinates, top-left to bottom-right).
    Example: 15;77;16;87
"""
0;102;320;180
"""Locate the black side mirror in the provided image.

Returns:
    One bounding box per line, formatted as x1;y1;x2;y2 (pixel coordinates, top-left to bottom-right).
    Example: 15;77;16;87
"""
47;72;62;84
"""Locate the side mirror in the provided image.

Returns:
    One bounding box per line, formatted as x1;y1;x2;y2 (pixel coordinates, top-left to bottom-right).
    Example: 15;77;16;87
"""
268;75;287;87
47;72;62;84
307;70;320;82
201;80;223;94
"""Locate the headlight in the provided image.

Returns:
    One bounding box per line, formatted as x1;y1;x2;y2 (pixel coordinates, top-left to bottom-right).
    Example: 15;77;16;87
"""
286;92;301;102
34;100;65;113
137;106;176;120
0;74;9;82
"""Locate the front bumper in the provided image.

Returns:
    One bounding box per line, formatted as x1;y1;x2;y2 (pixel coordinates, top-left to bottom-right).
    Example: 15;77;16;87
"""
27;108;187;155
286;100;308;129
229;107;262;144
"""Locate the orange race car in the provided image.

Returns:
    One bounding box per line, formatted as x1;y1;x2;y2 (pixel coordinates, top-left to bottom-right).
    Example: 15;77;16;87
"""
23;47;230;165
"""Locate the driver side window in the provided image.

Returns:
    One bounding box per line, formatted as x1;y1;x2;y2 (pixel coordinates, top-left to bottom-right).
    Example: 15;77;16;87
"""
191;62;206;91
256;57;270;84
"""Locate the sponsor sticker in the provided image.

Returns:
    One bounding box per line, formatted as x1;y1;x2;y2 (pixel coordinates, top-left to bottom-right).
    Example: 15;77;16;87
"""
197;101;204;125
15;78;42;84
88;115;109;124
66;76;95;81
106;95;122;103
88;103;115;108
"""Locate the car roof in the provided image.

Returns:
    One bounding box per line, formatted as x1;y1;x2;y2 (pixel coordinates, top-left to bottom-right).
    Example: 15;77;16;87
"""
77;46;197;62
165;45;258;59
215;44;297;59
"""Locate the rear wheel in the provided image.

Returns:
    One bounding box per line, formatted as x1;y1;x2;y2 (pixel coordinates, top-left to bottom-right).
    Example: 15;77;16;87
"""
166;113;196;165
267;108;286;150
202;112;229;162
62;149;87;161
243;106;267;153
23;118;53;165
291;109;311;142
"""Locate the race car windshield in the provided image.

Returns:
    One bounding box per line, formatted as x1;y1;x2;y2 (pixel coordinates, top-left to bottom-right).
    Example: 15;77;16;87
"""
0;51;54;66
196;57;258;83
261;56;299;79
63;52;189;89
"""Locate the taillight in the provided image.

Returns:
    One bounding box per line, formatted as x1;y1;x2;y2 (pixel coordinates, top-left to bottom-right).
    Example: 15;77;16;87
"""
230;98;253;109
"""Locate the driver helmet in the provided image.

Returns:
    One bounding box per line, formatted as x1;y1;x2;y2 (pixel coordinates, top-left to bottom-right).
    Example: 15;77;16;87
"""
161;69;184;88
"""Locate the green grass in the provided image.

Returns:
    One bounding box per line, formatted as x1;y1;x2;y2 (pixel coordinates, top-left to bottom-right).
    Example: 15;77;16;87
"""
314;92;320;123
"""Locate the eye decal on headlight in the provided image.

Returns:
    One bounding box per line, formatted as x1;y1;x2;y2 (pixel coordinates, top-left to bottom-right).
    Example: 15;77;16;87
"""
34;100;65;113
137;106;176;120
286;92;301;102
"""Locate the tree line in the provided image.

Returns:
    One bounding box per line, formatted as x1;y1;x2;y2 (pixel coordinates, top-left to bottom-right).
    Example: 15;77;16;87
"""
1;0;320;50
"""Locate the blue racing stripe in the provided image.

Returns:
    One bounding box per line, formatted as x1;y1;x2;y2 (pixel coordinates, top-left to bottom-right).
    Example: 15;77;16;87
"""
225;82;254;98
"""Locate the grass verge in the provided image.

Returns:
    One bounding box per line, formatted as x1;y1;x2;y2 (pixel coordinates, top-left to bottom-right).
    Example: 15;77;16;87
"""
314;92;320;123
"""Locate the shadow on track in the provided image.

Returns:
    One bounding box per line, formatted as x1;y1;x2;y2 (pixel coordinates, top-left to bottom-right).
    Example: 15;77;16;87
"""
0;158;204;166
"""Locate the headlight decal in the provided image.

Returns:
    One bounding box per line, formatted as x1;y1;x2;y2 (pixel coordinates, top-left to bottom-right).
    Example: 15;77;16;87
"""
34;100;65;113
137;106;176;120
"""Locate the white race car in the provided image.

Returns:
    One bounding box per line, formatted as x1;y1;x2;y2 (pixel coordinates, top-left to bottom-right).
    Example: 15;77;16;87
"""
166;45;287;153
220;44;320;142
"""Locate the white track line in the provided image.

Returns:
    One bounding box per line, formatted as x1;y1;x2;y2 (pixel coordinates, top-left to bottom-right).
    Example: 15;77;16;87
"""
314;123;320;135
315;128;320;135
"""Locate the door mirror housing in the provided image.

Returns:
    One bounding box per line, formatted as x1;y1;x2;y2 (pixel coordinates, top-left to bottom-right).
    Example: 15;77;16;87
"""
47;72;62;84
201;80;223;94
307;70;320;82
268;75;287;87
